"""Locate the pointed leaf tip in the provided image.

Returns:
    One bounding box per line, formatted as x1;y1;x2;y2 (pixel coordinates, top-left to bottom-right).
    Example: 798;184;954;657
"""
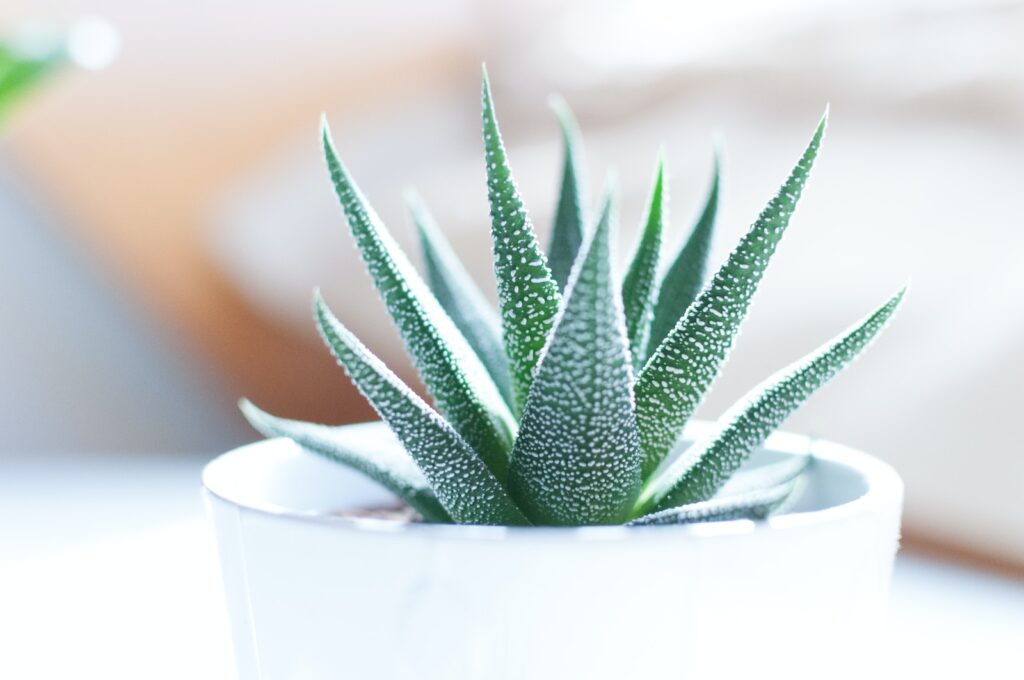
509;184;642;525
641;285;905;513
482;72;562;414
636;118;824;479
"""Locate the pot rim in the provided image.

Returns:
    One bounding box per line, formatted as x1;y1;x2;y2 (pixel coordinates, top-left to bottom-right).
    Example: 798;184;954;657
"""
202;420;902;541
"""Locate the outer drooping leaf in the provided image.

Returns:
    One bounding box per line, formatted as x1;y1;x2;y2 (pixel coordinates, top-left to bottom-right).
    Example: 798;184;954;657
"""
546;96;587;293
321;120;515;480
239;400;450;523
408;192;513;407
635;113;827;480
314;293;530;526
621;156;666;370
481;68;562;415
646;151;720;360
640;286;905;514
628;478;801;526
508;189;643;525
717;451;811;498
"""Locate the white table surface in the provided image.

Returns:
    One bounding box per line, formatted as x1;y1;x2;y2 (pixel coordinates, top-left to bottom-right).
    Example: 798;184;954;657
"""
1;451;1022;679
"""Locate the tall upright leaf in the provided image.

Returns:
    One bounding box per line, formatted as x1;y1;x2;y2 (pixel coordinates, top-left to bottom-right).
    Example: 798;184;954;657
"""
640;286;905;514
239;400;450;523
635;112;827;480
546;96;587;293
621;155;666;370
646;150;720;359
408;192;514;407
322;119;515;480
314;292;530;526
481;68;563;415
508;188;643;525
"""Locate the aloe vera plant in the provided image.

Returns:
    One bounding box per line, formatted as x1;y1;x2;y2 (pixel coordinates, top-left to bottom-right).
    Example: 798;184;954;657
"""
243;71;905;527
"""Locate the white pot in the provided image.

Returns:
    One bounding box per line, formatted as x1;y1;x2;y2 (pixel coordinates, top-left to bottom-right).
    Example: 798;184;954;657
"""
204;421;903;680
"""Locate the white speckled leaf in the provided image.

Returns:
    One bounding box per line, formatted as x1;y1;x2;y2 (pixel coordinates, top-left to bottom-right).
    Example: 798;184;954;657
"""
481;69;562;415
635;113;827;480
239;400;451;523
642;286;905;513
621;156;666;370
508;188;643;525
322;120;515;480
409;192;514;407
314;292;531;526
546;96;587;293
646;151;720;361
628;478;801;526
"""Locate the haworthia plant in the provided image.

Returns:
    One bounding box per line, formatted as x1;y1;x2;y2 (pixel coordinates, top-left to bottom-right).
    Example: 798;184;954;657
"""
546;96;588;293
635;114;826;480
508;187;642;525
244;76;905;527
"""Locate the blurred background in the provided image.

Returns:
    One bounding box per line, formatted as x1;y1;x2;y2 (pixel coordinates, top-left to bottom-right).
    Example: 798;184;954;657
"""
0;0;1022;675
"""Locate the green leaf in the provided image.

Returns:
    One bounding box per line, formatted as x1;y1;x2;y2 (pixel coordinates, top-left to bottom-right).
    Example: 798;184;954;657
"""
635;112;827;480
546;96;587;293
314;293;530;526
322;119;516;480
646;149;720;360
628;477;801;526
508;187;643;525
408;192;514;407
481;67;562;415
239;400;451;523
641;285;905;513
0;40;64;121
621;155;666;370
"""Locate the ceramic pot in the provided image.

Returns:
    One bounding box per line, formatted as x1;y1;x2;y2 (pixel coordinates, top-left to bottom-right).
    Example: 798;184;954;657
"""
204;421;902;680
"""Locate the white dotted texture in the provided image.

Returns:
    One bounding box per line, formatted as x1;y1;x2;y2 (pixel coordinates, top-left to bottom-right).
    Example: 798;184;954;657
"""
508;195;643;526
239;399;450;522
481;74;562;415
315;294;530;526
635;114;827;480
322;121;515;480
646;286;904;513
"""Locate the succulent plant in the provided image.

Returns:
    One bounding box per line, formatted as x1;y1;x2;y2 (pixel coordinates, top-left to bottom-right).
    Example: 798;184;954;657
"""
242;69;905;527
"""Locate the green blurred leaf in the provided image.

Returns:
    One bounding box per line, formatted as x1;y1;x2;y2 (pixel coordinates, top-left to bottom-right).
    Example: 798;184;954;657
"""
641;286;905;513
322;119;516;480
314;293;530;526
621;155;666;370
646;150;720;360
409;192;513;407
635;113;827;480
509;187;643;525
0;41;64;121
546;96;587;293
239;400;451;523
481;68;562;415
